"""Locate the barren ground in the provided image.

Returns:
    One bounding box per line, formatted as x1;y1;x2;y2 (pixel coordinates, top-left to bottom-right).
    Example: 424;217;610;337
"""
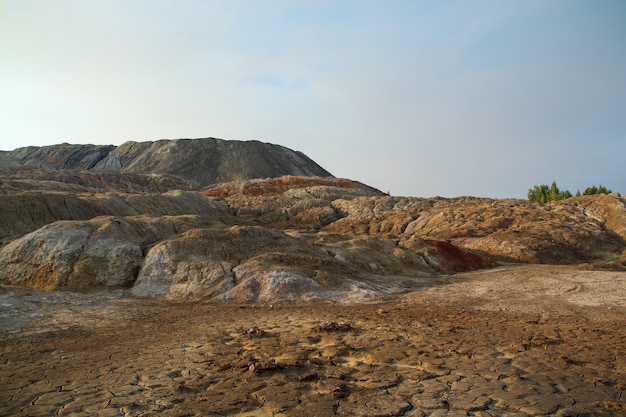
1;265;625;417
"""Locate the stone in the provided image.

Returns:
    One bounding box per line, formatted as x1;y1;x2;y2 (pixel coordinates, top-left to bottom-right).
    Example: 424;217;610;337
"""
0;221;93;289
314;321;353;332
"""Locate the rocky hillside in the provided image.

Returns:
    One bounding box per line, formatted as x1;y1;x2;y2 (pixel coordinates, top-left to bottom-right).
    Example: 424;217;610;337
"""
0;138;332;186
1;139;625;303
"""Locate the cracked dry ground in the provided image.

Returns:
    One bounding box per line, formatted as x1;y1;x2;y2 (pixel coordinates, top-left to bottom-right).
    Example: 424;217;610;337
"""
2;271;626;417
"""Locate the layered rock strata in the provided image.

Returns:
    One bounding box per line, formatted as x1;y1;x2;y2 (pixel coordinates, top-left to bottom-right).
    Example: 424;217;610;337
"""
1;171;624;302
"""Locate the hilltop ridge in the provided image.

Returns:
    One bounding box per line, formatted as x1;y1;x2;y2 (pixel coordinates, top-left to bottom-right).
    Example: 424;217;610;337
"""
0;138;332;186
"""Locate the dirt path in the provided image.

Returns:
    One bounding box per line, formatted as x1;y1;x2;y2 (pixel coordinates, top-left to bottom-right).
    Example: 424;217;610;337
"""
1;265;625;416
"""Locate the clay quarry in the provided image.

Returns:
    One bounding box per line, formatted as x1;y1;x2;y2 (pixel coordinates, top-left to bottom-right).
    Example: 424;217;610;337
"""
1;139;625;416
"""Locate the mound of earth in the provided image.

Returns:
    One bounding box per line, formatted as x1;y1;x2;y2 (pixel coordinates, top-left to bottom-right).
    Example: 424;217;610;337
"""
0;138;332;187
0;171;485;301
2;173;625;302
1;138;625;302
327;194;626;266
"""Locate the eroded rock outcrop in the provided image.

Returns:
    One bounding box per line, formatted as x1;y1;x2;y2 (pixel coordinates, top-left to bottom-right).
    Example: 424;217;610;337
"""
204;176;386;230
326;195;625;266
0;169;195;193
4;180;623;302
1;138;624;302
0;215;226;291
0;221;93;290
0;189;234;241
0;216;445;301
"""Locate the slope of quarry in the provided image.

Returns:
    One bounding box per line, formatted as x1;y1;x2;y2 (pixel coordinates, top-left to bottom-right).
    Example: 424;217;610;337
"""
1;169;624;301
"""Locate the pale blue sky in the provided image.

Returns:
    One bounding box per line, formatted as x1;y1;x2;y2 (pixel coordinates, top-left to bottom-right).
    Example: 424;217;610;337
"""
1;0;624;198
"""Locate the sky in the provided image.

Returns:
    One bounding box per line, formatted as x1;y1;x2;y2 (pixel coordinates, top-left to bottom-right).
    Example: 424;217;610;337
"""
1;0;625;198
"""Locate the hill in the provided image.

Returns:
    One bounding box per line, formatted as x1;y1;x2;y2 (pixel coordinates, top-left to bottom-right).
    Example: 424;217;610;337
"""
0;138;332;186
1;138;625;302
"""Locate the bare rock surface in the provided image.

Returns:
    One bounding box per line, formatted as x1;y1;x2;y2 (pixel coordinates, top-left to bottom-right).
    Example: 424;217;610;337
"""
0;216;446;301
1;172;625;301
328;194;626;266
0;138;332;186
0;189;234;240
0;174;473;301
0;168;195;193
0;215;220;291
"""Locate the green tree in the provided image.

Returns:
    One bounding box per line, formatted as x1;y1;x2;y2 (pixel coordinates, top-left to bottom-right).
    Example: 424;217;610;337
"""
528;182;615;203
583;185;612;195
528;181;572;204
528;184;550;204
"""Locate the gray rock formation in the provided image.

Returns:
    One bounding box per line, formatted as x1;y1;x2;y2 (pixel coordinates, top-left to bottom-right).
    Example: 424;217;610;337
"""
0;215;230;291
0;138;332;187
